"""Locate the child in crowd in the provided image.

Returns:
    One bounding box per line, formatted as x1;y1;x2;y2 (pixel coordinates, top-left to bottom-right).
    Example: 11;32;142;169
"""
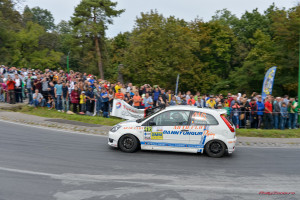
47;96;54;110
80;91;86;115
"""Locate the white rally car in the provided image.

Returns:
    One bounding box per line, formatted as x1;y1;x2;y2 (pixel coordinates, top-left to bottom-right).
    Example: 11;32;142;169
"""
108;106;236;158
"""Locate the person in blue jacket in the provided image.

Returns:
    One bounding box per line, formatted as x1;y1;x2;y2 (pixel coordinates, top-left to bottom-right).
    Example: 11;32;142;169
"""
153;87;160;106
256;96;265;128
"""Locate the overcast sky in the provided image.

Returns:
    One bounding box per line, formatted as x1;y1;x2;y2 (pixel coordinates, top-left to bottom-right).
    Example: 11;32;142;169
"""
22;0;299;38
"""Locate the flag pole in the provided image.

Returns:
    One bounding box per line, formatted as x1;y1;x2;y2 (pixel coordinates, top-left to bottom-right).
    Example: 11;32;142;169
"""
298;30;300;123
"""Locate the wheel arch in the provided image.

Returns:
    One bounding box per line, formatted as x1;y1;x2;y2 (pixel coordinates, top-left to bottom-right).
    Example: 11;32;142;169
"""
204;135;228;150
118;133;141;148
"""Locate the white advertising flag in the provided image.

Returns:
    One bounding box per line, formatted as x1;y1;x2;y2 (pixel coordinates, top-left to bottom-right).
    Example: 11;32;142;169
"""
111;99;144;120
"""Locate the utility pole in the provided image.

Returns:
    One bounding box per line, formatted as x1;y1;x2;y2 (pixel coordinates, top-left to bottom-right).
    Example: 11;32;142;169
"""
67;51;70;74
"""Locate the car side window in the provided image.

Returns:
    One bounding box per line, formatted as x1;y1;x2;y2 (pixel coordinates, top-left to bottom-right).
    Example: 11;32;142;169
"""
148;110;190;126
190;111;218;125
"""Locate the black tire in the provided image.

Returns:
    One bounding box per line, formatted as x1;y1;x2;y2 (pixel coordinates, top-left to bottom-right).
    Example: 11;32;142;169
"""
205;140;226;158
118;135;139;153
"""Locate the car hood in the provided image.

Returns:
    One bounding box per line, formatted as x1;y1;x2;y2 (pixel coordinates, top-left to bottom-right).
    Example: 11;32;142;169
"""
119;119;139;126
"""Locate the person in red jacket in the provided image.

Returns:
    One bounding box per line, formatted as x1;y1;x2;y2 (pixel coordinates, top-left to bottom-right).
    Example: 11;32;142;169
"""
264;97;273;129
70;85;80;113
6;77;16;104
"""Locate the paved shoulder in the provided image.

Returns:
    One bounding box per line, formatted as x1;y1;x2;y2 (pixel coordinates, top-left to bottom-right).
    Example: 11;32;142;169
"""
0;111;111;135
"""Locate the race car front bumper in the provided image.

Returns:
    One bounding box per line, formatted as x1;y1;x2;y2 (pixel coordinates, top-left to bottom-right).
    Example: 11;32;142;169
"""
108;131;119;148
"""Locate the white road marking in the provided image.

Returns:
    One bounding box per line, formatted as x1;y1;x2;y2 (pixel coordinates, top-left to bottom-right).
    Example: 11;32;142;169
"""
0;119;107;138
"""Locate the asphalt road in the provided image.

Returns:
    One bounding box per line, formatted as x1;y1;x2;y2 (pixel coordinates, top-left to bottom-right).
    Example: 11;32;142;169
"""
0;120;299;200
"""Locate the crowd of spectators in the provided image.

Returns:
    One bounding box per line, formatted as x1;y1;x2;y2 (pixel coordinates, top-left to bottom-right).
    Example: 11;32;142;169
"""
0;65;298;129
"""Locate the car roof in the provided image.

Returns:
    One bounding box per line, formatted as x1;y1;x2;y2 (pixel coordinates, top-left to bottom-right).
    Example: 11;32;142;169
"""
165;106;226;115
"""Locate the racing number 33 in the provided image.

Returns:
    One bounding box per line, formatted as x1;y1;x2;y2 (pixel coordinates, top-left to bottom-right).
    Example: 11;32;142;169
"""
192;112;206;120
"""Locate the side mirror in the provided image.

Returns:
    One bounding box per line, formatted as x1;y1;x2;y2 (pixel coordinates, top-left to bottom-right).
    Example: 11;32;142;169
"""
149;121;156;126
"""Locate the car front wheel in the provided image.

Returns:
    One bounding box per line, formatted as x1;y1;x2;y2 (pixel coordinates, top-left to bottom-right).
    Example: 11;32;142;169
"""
118;135;139;153
205;140;226;158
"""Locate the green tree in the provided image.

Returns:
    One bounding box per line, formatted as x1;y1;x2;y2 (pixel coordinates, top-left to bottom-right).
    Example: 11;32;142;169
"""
71;0;125;79
229;29;276;94
120;11;216;92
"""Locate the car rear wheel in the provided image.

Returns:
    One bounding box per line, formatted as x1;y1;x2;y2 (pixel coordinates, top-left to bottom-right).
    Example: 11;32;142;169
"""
118;135;139;153
205;140;226;158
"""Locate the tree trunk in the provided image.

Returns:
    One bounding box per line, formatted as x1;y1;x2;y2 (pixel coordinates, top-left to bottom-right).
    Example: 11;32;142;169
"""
95;36;104;79
93;7;104;79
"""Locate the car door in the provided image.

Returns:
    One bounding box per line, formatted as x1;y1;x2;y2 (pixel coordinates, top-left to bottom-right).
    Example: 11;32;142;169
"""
142;110;191;150
189;111;219;152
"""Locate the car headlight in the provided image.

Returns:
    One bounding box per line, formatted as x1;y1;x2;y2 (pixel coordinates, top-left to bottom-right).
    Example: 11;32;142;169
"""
110;125;121;132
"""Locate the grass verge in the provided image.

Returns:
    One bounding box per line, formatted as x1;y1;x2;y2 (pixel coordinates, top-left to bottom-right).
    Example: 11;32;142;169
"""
7;106;300;138
237;128;300;138
18;106;124;126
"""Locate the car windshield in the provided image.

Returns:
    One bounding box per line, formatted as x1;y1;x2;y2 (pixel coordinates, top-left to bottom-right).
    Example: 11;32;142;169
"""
136;105;165;123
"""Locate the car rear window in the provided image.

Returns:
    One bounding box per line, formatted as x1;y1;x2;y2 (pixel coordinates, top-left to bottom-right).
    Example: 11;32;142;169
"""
190;111;219;125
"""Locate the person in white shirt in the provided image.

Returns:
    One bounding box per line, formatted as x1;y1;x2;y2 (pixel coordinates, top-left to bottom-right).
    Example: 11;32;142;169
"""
126;83;132;93
14;74;23;103
32;89;45;108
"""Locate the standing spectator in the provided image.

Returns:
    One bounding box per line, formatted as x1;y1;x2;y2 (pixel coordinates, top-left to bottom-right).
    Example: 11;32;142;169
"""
32;89;44;108
256;96;265;128
54;81;63;112
115;89;124;100
187;95;196;106
6;77;15;104
71;85;79;113
26;73;33;105
120;84;127;94
156;95;166;107
176;92;182;105
195;96;204;107
160;89;168;105
34;75;42;93
94;85;102;116
280;102;288;130
124;92;133;106
206;97;216;109
288;98;298;129
41;78;49;103
53;72;59;84
169;96;177;106
0;82;5;102
20;73;26;100
153;87;160;106
194;92;200;102
85;87;95;115
249;98;258;128
231;102;240;129
14;74;23;103
167;90;172;103
139;85;146;96
186;91;191;101
62;82;69;112
283;95;289;106
108;89;114;112
143;93;153;108
79;91;86;114
264;97;273;129
181;96;187;105
240;98;250;128
133;92;142;109
126;83;132;93
273;97;281;129
101;88;109;118
114;82;121;93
